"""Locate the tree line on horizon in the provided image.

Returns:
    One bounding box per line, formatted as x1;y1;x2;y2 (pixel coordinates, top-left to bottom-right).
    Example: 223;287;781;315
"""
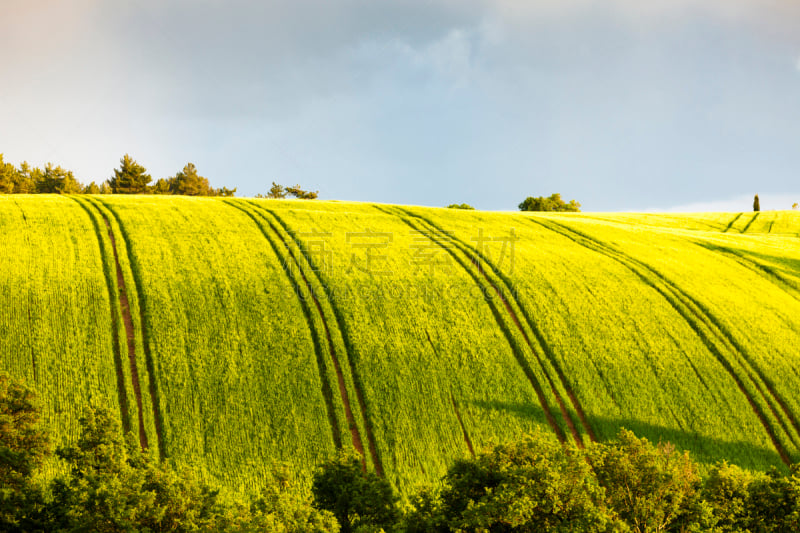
4;372;800;532
0;153;235;196
0;153;320;199
3;151;588;210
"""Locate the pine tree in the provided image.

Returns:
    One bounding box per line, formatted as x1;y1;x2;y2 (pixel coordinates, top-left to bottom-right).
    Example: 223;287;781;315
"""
35;163;82;194
109;154;152;194
151;178;172;195
0;373;50;530
169;163;212;196
83;182;101;195
267;182;286;199
753;194;760;212
0;154;16;194
285;184;319;200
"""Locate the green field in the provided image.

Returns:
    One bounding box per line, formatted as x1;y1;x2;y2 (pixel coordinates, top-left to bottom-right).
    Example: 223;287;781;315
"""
2;196;800;494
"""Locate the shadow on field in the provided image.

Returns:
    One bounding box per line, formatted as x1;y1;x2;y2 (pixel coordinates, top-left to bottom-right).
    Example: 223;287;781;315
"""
472;400;788;473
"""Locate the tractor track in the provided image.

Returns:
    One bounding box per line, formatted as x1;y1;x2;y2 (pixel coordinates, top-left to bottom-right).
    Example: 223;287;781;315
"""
224;201;347;452
373;205;571;445
91;197;167;459
694;242;800;304
742;213;760;233
229;200;382;474
13;201;40;385
72;197;145;447
394;206;596;445
529;217;797;465
424;330;475;457
251;203;384;475
724;213;743;233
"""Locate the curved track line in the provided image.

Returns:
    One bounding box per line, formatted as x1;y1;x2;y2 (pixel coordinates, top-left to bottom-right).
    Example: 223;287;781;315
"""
451;393;475;458
424;330;475;457
232;201;383;474
72;197;143;445
690;241;800;388
250;203;384;475
372;205;568;444
223;201;347;452
13;201;39;385
549;221;800;453
92;197;167;459
394;206;596;444
530;217;796;465
694;242;800;304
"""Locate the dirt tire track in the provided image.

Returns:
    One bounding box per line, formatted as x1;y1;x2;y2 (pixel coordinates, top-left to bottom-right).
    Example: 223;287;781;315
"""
543;218;800;454
71;197;143;446
373;205;568;444
92;197;167;459
692;240;800;418
394;206;595;445
252;203;384;475
531;217;796;465
450;394;475;458
224;202;347;449
228;201;382;473
423;330;476;457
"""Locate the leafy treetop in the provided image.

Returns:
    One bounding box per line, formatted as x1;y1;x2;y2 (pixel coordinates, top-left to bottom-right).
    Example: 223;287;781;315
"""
519;193;581;212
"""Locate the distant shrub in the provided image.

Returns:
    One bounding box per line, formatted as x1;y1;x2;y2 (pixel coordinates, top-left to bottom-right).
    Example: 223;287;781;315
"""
446;203;474;210
519;193;581;212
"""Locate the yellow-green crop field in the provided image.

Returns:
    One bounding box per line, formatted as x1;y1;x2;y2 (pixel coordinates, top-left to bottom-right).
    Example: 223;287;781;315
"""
2;195;800;495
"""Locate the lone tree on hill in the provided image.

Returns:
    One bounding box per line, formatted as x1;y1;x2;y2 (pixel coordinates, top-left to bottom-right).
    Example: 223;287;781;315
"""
519;193;581;212
109;154;151;194
753;194;760;212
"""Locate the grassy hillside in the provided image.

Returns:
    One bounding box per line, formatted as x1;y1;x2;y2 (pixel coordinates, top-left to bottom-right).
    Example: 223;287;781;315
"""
2;196;800;494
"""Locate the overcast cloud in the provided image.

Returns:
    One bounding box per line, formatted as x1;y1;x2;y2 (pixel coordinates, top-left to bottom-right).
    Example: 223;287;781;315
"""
2;0;799;210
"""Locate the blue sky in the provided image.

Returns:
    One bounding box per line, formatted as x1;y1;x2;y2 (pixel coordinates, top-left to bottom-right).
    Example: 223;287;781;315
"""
2;0;799;211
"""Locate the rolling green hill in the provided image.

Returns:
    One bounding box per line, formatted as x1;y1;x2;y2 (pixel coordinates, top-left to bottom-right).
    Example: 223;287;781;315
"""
2;195;800;495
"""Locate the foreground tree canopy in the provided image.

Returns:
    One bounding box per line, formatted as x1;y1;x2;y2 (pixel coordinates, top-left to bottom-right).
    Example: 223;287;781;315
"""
0;373;339;532
5;372;800;532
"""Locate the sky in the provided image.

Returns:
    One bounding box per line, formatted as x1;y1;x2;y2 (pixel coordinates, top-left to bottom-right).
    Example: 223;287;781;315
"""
2;0;799;211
